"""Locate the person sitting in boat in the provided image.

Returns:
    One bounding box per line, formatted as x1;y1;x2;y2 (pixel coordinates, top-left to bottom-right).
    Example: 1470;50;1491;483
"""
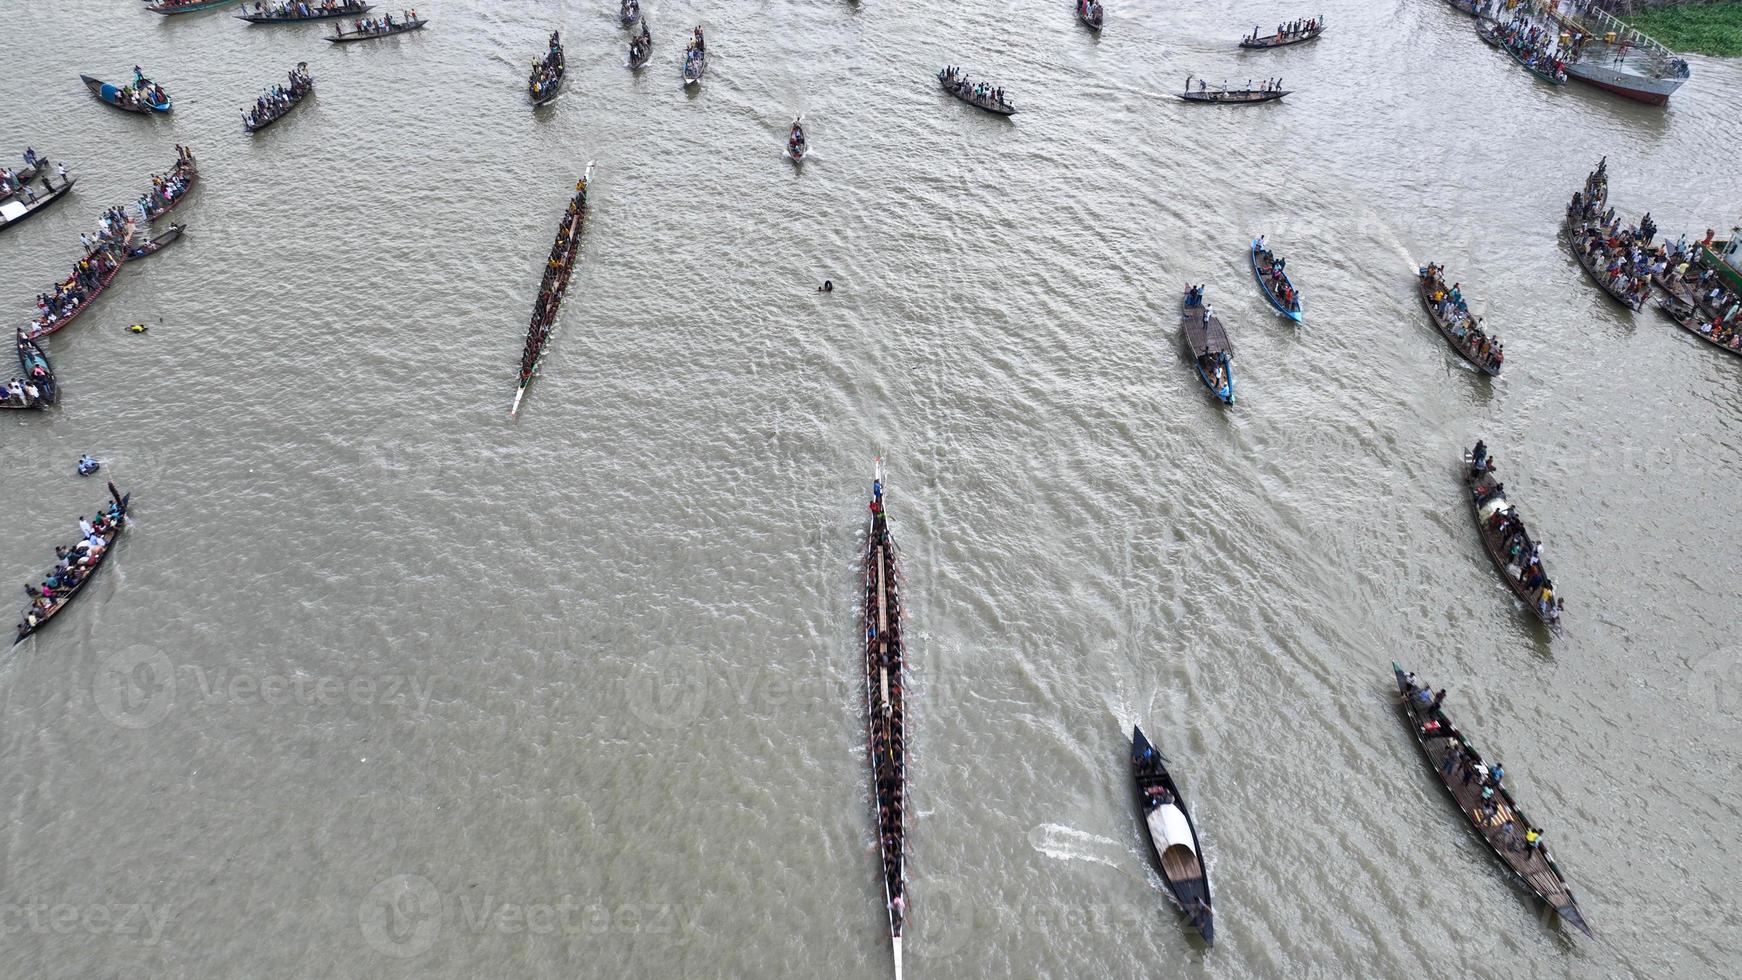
1470;441;1490;475
77;455;100;477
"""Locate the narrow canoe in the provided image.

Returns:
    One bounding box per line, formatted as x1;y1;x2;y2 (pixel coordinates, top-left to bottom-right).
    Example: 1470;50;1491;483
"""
1178;87;1288;103
147;0;243;14
787;115;807;162
1130;726;1213;945
937;69;1016;115
621;0;641;28
0;176;76;235
327;17;426;42
1077;2;1104;31
1416;272;1500;375
143;153;200;222
1462;448;1561;627
244;71;315;133
1249;240;1302;322
1239;24;1325;48
530;40;565;106
14;483;132;646
236;2;372;22
127;223;186;261
1392;663;1590;937
683;36;707;86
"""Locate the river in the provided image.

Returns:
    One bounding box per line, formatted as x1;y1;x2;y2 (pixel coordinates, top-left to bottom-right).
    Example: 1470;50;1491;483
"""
2;1;1739;977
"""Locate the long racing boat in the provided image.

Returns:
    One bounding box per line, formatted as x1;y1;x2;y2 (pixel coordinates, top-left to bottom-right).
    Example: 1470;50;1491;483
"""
1392;663;1591;937
512;163;592;417
862;458;907;979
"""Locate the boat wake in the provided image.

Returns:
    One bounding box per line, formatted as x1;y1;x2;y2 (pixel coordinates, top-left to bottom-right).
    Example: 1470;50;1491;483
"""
1027;822;1126;871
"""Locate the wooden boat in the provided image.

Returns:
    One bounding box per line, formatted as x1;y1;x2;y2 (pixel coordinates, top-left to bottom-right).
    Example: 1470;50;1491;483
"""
787;116;807;162
512;163;593;418
147;0;243;14
1462;446;1561;627
1239;20;1325;48
1444;0;1492;16
1181;289;1234;404
682;28;707;87
1392;663;1590;936
1178;82;1288;103
937;68;1016;115
1563;213;1643;311
81;74;172;114
530;35;565;106
327;16;426;42
2;332;58;410
143;150;199;222
620;0;641;28
628;22;652;69
862;458;907;980
1076;0;1104;31
1416;269;1500;375
126;223;185;261
236;1;372;22
1249;239;1302;323
14;483;131;646
0;157;50;205
1479;22;1568;85
23;240;131;341
0;175;75;235
1652;277;1742;358
1130;726;1213;944
244;65;314;132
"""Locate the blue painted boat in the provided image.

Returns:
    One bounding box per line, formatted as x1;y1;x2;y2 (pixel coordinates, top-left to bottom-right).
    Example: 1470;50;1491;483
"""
1249;239;1302;323
81;74;172;114
1181;287;1235;405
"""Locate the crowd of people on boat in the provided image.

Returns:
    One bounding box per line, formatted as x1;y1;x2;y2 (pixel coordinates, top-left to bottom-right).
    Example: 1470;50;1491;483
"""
1469;443;1562;624
1077;0;1104;27
2;354;54;410
520;178;589;381
684;27;706;79
1567;171;1653;312
1252;236;1300;313
16;496;125;637
136;146;197;223
620;0;640;24
938;67;1011;109
24;208;137;340
243;64;313;129
1401;671;1549;854
530;32;563;99
1655;230;1742;349
336;10;417;36
628;23;651;66
1419;265;1505;372
1489;18;1569;83
247;0;368;18
1;149;46;201
1246;16;1321;43
131;66;170;108
864;486;906;930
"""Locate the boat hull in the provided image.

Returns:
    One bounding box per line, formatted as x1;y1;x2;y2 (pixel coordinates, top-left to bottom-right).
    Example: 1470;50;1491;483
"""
1563;64;1677;105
